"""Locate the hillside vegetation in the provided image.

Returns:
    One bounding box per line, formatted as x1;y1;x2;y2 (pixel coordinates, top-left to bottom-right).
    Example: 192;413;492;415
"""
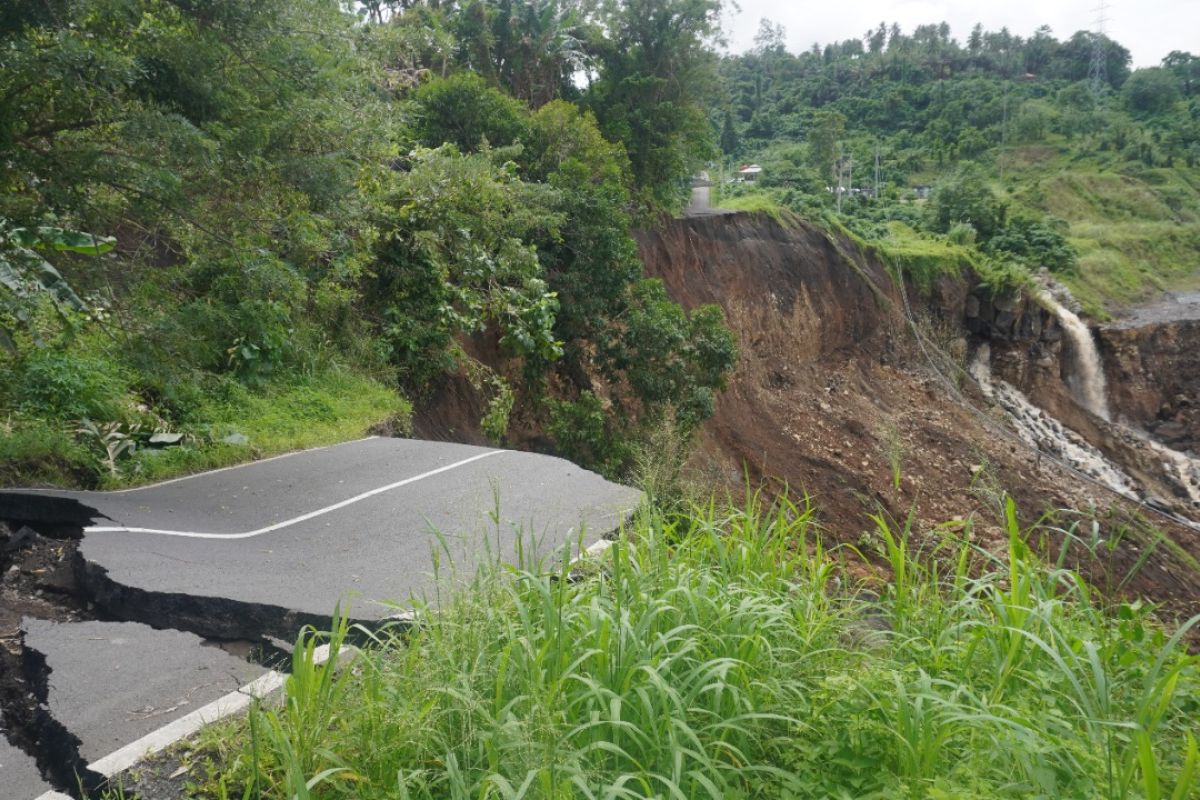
0;0;734;487
713;22;1200;315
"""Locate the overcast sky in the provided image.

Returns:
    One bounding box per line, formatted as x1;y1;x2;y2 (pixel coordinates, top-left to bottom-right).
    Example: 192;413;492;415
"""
719;1;1198;68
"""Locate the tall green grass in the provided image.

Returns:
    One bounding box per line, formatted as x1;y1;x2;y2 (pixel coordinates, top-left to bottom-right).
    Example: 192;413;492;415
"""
216;496;1199;800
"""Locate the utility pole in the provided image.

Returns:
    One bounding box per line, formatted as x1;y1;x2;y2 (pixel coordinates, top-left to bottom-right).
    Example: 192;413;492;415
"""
1000;85;1008;182
874;144;881;199
1089;0;1110;99
835;141;843;213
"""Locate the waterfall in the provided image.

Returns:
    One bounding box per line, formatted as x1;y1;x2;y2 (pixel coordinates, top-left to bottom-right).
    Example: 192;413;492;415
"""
1039;293;1111;421
969;344;1138;498
971;344;1200;518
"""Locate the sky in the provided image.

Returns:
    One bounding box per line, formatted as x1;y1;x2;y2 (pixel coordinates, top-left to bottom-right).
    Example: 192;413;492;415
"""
719;1;1198;68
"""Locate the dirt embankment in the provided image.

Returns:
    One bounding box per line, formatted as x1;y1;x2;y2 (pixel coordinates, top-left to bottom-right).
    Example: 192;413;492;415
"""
635;214;1200;618
408;212;1200;618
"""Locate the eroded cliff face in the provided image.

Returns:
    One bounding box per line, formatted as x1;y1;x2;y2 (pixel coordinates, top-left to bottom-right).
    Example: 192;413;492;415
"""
1100;320;1200;453
966;280;1200;519
411;212;1200;618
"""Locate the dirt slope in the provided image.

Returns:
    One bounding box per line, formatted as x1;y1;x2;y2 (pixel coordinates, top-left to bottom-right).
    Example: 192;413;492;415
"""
636;213;1200;619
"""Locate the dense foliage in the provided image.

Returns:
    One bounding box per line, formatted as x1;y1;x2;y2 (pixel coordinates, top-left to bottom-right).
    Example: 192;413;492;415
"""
713;21;1200;310
0;0;735;485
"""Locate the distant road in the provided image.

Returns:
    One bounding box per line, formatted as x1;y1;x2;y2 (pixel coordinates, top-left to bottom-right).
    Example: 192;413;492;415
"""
684;173;736;218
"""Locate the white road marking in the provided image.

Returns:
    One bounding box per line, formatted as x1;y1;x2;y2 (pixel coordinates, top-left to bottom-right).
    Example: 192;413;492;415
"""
85;450;503;539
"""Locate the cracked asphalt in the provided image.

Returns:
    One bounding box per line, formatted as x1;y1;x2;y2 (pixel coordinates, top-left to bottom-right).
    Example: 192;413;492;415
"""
0;437;641;798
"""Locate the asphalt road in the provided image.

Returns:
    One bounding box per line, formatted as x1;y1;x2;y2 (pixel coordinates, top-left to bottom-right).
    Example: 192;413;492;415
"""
1;438;641;798
684;173;736;218
0;737;53;800
4;438;641;624
22;618;266;765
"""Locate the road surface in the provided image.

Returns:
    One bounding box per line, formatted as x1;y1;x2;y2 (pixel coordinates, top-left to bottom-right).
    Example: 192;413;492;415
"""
2;437;641;627
0;437;641;798
685;173;736;218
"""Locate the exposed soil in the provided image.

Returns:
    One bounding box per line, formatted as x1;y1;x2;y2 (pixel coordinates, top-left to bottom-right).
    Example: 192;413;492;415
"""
0;520;95;792
0;519;296;798
633;214;1200;623
407;214;1200;624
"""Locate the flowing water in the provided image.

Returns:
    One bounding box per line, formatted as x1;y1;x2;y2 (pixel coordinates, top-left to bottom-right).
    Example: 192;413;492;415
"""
970;343;1138;498
1039;293;1111;421
972;343;1200;525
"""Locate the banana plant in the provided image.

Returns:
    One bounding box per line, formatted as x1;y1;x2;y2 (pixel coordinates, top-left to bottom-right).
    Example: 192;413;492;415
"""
0;219;114;353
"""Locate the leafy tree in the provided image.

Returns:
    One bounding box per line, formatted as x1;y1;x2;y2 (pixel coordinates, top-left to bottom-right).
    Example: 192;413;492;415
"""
521;101;640;376
412;72;530;151
599;279;736;428
1163;51;1200;97
584;0;724;209
373;147;563;387
1123;67;1183;116
807;109;846;185
985;216;1077;272
719;109;740;155
928;163;1006;240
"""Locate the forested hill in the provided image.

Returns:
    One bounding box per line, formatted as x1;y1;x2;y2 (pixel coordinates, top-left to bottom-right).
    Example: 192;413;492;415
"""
0;0;735;488
713;21;1200;315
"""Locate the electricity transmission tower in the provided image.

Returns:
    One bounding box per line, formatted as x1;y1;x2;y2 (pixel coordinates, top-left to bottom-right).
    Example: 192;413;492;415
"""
1089;0;1110;98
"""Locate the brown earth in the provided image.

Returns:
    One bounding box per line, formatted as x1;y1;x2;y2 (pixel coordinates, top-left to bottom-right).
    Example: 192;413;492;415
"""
1100;318;1200;455
405;212;1200;620
632;214;1200;621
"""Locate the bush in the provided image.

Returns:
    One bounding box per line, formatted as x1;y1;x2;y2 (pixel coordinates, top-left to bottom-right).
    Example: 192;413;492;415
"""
986;215;1078;272
548;391;633;479
9;349;130;422
927;163;1007;240
947;221;977;246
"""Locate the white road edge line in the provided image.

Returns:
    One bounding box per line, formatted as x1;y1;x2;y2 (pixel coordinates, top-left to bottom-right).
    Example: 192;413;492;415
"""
84;450;504;539
29;521;631;800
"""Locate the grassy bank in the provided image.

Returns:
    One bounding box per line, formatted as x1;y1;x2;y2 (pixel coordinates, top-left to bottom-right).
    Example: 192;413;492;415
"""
0;368;409;489
163;497;1199;800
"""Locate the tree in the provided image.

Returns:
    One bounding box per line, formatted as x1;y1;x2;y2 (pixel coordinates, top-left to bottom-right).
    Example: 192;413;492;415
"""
412;72;529;151
1162;51;1200;97
928;163;1006;240
1123;67;1183;115
753;18;786;55
719;109;740;155
806;109;846;186
584;0;724;210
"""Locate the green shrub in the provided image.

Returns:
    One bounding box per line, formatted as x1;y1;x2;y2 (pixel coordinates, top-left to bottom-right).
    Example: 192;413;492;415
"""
548;391;633;478
412;73;529;152
0;423;94;486
947;221;977;246
10;349;130;422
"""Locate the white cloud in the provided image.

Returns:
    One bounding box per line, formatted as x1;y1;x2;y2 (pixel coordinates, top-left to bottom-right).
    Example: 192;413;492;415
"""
720;0;1198;68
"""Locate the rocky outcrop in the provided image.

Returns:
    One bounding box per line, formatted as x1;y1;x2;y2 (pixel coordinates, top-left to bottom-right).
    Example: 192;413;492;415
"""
1100;320;1200;454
